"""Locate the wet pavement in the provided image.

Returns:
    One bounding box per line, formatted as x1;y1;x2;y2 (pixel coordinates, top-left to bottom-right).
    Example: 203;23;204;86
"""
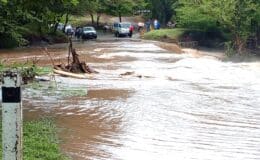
1;39;260;160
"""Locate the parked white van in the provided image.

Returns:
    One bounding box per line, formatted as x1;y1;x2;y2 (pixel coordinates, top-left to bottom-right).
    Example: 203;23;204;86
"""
113;22;131;37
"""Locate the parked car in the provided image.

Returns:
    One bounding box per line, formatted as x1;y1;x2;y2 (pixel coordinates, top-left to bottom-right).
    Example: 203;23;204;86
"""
57;23;74;35
65;25;74;36
113;22;132;37
82;26;97;39
57;23;64;31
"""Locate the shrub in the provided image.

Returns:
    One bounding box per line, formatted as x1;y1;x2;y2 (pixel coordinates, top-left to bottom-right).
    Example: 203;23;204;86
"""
0;34;20;48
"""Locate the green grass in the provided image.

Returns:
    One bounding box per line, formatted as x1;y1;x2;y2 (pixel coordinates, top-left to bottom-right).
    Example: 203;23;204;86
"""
143;28;186;42
0;119;69;160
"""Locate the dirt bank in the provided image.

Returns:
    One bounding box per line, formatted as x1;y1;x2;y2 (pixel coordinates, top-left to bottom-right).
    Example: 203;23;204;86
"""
155;42;183;54
153;40;226;59
182;48;226;59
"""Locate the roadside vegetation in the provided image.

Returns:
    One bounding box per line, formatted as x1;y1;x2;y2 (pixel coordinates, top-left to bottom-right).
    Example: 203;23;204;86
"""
0;60;53;83
0;0;146;48
0;119;69;160
0;0;259;51
147;0;259;55
144;28;228;49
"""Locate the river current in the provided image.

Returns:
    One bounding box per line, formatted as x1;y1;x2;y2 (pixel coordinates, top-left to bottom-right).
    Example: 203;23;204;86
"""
4;40;259;160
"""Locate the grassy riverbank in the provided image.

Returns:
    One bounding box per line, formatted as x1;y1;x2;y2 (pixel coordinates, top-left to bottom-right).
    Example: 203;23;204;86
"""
0;119;69;160
144;28;186;43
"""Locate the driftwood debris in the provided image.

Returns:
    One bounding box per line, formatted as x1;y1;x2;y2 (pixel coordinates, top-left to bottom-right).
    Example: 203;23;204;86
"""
45;38;98;78
53;69;90;79
63;38;98;74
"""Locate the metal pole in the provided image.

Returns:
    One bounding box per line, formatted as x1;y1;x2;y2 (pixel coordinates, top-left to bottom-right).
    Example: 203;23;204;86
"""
2;70;22;160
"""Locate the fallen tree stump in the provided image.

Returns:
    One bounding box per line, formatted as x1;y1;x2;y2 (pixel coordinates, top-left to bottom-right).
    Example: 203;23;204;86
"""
45;38;98;78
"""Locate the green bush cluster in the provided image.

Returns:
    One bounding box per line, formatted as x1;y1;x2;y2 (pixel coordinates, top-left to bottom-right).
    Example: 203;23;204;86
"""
0;34;20;48
176;0;260;53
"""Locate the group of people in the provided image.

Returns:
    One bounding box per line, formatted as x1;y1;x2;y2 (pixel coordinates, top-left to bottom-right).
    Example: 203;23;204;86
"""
138;19;176;32
144;19;161;32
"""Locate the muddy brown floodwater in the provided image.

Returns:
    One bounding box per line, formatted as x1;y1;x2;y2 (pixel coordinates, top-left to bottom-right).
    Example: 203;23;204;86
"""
1;39;260;160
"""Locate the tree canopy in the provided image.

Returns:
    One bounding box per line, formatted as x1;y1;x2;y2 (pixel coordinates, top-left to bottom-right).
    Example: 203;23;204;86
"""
0;0;79;48
148;0;177;26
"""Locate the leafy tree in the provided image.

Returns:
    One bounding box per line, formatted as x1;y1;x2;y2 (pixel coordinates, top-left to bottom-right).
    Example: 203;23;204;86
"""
104;0;136;22
0;0;80;48
214;0;260;53
0;0;29;47
76;0;107;26
147;0;177;26
62;0;79;32
176;0;260;53
176;0;218;31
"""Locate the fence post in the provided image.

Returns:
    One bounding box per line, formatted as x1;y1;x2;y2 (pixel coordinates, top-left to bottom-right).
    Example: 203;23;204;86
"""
2;70;22;160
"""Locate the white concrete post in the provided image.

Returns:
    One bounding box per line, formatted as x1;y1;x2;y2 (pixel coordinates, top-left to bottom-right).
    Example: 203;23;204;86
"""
2;70;22;160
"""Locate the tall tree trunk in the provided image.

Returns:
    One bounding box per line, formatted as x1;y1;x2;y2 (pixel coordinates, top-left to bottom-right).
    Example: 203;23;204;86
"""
38;24;42;35
257;23;260;45
235;34;245;54
53;14;63;34
37;14;42;34
90;14;95;25
53;22;59;34
119;11;122;22
162;12;166;27
96;14;101;27
63;12;69;33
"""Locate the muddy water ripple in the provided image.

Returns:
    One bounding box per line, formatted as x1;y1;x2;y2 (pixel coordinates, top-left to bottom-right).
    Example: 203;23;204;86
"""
2;41;260;160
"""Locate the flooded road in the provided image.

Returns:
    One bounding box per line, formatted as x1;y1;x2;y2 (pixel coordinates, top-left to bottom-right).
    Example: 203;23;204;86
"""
2;40;260;160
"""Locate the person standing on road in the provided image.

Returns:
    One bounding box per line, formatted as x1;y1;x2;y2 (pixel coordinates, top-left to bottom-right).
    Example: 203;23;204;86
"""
129;25;134;37
103;23;110;33
154;19;160;30
157;21;161;29
138;22;144;32
145;19;151;32
75;27;83;39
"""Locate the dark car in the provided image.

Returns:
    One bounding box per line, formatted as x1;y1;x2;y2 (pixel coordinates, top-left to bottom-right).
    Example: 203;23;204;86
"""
82;27;97;39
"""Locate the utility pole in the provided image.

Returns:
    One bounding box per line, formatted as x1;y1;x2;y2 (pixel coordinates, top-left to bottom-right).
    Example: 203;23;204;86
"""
2;70;22;160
